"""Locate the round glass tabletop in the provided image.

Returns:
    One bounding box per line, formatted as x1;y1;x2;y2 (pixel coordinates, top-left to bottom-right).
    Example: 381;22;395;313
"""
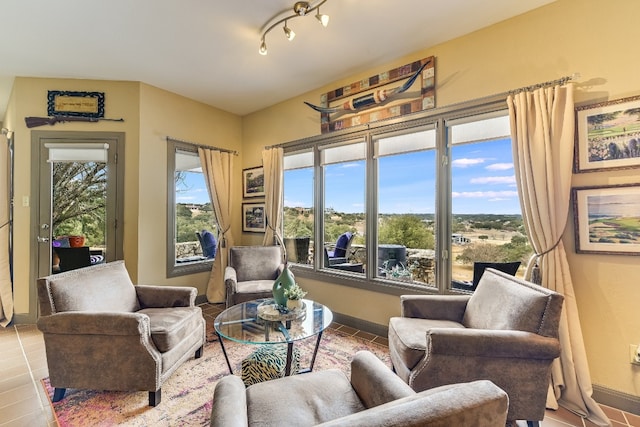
214;298;333;345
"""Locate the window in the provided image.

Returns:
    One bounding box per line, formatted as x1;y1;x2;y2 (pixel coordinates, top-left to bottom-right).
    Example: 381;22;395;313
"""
283;150;314;265
321;141;366;274
282;98;530;294
447;113;531;289
374;127;437;287
166;140;218;277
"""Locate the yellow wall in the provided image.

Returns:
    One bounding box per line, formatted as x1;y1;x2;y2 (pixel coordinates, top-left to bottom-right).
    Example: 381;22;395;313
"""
136;83;243;292
242;0;640;397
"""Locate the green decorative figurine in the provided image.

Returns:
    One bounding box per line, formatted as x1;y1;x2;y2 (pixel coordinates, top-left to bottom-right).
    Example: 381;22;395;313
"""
272;264;295;307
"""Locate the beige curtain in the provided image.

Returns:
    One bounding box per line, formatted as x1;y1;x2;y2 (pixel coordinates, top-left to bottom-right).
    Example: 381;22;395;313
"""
261;148;284;252
198;148;235;303
508;85;609;426
0;132;12;327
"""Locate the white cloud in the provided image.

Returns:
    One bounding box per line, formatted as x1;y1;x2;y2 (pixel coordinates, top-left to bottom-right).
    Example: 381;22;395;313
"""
486;162;513;171
470;176;516;185
452;190;519;199
452;158;485;168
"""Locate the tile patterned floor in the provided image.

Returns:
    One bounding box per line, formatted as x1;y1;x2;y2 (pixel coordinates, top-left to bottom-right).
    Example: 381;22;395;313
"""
1;302;636;426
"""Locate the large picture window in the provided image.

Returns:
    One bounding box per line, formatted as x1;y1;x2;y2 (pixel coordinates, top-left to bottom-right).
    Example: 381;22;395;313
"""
283;99;530;294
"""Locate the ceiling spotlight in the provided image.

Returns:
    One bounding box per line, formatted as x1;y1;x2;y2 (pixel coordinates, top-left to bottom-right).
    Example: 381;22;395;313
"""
315;7;329;27
259;0;329;55
293;1;310;16
283;21;295;41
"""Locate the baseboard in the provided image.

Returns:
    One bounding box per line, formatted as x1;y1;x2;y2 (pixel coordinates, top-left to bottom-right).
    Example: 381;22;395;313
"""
593;384;640;415
332;311;389;338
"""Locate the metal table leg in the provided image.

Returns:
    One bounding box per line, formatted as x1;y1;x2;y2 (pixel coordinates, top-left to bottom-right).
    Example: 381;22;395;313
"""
216;331;234;374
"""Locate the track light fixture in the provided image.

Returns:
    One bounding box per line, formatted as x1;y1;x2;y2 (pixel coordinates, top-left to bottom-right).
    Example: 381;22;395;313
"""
259;0;329;56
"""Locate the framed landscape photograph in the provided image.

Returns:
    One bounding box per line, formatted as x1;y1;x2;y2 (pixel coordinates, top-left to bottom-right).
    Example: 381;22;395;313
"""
572;184;640;255
243;166;265;198
242;202;266;233
575;95;640;172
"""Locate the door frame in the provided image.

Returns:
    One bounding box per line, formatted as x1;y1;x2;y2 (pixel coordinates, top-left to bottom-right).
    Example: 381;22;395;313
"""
28;130;125;321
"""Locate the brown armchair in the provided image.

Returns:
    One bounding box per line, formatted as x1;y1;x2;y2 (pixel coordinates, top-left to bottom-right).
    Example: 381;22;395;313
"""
388;268;564;426
211;350;508;427
36;261;206;406
224;245;285;308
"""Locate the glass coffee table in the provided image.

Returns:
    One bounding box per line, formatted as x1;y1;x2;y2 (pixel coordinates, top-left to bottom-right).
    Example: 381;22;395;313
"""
214;298;333;376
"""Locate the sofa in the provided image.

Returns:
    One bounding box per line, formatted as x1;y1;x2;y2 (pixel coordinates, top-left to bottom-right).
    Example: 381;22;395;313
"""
210;350;508;426
36;260;206;406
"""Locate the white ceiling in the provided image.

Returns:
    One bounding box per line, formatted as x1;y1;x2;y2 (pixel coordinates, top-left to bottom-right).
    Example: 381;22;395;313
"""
0;0;556;119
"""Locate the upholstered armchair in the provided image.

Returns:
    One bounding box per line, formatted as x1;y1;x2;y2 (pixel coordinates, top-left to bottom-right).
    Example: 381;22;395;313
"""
36;261;206;406
210;350;508;427
224;245;285;307
388;268;564;426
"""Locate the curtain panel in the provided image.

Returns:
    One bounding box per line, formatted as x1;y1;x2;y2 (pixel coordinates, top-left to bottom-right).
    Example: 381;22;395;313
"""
261;148;284;253
0;133;12;327
198;148;235;303
508;85;609;426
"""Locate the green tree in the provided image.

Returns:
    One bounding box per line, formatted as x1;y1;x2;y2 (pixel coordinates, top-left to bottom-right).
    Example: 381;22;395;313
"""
378;214;434;249
52;162;106;246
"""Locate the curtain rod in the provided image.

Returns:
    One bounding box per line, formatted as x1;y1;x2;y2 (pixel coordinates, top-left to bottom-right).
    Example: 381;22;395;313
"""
166;136;238;155
264;72;580;150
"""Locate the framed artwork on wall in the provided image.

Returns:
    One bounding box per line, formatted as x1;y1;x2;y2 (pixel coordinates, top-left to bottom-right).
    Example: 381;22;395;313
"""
572;183;640;255
575;94;640;172
242;202;266;233
242;166;265;198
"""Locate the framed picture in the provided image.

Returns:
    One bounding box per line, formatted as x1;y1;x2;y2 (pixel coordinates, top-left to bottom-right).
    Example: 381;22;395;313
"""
47;90;105;118
242;202;266;233
572;184;640;255
243;166;265;198
575;95;640;172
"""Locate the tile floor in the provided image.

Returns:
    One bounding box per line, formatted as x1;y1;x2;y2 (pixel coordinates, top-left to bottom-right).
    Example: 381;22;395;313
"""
1;302;637;427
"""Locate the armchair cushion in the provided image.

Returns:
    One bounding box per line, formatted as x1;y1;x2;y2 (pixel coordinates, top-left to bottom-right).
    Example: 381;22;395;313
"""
463;268;563;337
139;306;204;352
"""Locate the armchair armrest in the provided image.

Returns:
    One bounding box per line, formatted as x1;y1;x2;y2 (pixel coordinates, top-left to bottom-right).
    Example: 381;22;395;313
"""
400;295;470;322
210;375;248;427
224;266;237;289
37;311;150;336
350;351;414;408
427;328;561;359
135;285;196;308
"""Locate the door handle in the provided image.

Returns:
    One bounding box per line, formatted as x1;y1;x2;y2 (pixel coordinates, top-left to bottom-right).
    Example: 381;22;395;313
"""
37;236;50;243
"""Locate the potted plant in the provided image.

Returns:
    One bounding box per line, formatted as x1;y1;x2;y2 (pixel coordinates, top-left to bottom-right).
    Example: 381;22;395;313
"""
381;260;415;283
284;283;307;311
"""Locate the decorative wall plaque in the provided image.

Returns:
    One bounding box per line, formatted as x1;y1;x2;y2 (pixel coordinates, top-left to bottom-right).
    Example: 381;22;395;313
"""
47;91;105;118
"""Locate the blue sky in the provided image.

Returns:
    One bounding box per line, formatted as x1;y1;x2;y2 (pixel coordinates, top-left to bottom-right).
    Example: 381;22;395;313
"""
176;171;210;204
284;138;521;215
177;137;521;215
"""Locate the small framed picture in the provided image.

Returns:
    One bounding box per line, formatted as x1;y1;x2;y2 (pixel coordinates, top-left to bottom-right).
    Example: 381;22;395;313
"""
243;166;265;198
242;203;266;233
572;184;640;255
47;90;105;118
575;95;640;172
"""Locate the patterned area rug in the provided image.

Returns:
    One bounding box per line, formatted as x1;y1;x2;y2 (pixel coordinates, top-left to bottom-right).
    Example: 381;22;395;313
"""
41;324;390;426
